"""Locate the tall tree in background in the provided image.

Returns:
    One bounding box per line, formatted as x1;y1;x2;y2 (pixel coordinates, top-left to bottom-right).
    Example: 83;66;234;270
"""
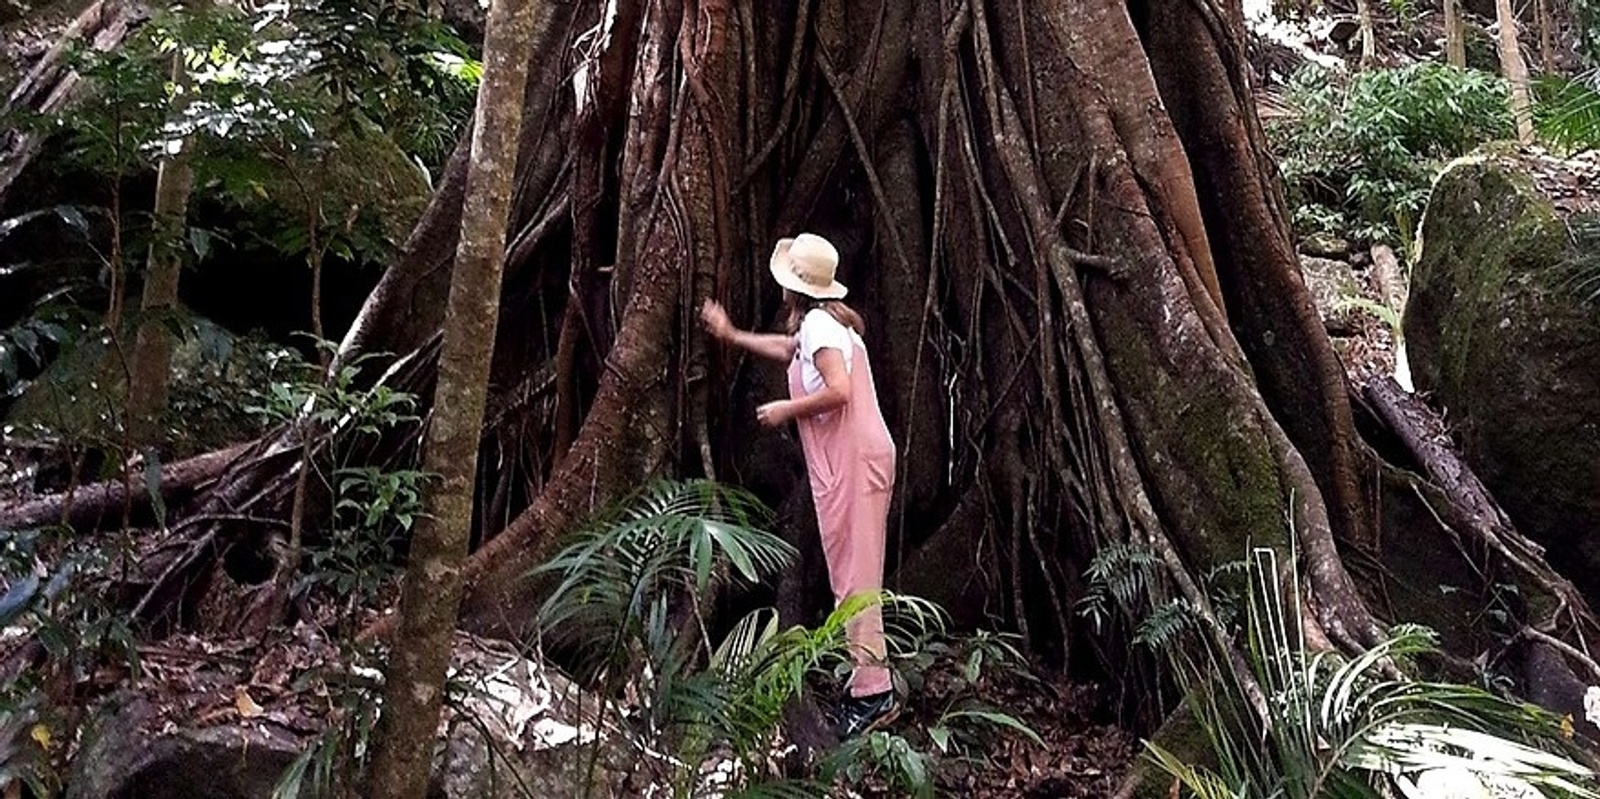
1356;0;1378;65
125;55;195;451
1538;0;1555;71
1445;0;1467;66
1498;0;1536;141
363;0;536;794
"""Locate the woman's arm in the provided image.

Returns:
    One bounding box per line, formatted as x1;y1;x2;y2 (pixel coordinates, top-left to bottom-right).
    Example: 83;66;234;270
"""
757;347;848;426
702;300;796;362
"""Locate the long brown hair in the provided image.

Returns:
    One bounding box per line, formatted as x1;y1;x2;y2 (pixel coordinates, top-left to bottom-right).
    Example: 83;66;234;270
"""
783;290;865;336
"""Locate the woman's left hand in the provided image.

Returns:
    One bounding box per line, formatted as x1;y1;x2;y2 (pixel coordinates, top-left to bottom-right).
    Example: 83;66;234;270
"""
756;400;793;428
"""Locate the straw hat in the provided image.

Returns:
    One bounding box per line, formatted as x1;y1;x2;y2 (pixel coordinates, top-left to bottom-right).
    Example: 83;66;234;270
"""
769;233;847;299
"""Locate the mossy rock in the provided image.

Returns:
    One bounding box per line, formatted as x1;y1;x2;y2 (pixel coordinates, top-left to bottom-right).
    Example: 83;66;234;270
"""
222;121;431;260
1404;151;1600;601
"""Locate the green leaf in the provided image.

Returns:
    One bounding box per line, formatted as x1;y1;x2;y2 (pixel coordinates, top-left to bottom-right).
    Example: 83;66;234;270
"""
940;709;1044;746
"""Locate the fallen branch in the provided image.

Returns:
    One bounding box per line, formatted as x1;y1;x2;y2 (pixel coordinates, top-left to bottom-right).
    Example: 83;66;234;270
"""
0;442;248;532
1364;378;1600;640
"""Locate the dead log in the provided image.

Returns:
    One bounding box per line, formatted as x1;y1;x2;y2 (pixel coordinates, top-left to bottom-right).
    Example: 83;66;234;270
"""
0;442;248;532
1364;377;1599;636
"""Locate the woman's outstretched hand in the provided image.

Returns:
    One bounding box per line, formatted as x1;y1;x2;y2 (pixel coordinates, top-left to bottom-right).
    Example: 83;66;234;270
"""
756;400;794;428
700;299;734;341
702;299;796;364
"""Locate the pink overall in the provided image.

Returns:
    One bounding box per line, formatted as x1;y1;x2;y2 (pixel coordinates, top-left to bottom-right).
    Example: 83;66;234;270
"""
788;338;897;697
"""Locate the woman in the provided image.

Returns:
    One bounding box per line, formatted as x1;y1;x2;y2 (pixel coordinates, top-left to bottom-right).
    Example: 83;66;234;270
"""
700;232;899;738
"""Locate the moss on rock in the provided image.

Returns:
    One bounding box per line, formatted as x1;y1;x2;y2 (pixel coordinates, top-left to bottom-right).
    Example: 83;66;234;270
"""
1404;151;1600;601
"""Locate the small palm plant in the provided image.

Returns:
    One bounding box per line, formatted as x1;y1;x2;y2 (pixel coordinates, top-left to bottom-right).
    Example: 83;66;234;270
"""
536;479;1033;798
1147;547;1600;799
534;479;861;797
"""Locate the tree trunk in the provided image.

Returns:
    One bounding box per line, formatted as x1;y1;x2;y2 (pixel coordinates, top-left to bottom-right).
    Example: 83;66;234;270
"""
364;0;538;794
1445;0;1467;67
125;53;197;453
1135;0;1379;569
1498;0;1536;143
0;443;247;532
0;0;141;203
458;0;738;628
1356;0;1378;67
1537;0;1555;72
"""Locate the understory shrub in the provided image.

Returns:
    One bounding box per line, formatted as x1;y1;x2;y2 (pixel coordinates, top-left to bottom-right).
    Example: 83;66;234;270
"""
1269;62;1514;245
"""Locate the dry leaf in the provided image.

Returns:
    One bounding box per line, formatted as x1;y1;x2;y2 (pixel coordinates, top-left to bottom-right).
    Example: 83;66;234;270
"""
29;723;50;750
235;687;264;718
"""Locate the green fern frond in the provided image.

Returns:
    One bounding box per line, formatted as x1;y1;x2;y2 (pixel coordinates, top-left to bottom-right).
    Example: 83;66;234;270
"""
1145;545;1599;799
533;479;795;680
1561;215;1600;305
1133;599;1207;649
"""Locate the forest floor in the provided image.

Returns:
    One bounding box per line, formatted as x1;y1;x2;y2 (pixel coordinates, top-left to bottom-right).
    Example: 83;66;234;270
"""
877;666;1138;798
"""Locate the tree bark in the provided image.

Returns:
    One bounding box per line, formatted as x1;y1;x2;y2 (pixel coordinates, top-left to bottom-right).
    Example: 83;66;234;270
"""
364;0;539;794
126;55;196;451
0;443;247;532
457;0;740;632
1497;0;1536;143
0;0;141;203
1134;0;1379;560
1356;0;1378;67
1537;0;1555;72
1445;0;1467;67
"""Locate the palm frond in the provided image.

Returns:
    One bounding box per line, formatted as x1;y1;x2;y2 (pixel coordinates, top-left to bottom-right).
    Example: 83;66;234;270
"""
1143;741;1242;799
1534;70;1600;154
533;479;794;679
1147;545;1600;799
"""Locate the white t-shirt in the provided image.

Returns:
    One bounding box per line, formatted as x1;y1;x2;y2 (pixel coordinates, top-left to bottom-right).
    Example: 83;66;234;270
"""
796;308;862;395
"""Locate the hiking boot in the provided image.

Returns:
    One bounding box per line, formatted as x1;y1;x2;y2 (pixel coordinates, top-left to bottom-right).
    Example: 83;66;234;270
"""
833;690;900;739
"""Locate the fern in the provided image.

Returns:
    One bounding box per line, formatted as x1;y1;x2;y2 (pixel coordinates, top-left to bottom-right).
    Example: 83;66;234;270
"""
1133;599;1208;650
1078;543;1163;633
534;478;795;680
1562;215;1600;305
1534;70;1600;154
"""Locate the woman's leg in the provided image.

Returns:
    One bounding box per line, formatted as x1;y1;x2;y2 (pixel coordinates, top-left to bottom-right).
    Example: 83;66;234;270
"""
818;481;893;697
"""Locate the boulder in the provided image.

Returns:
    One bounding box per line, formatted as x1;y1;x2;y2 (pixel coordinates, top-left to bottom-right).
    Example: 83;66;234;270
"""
1299;232;1352;259
1403;151;1600;601
434;634;640;798
67;692;304;799
1298;254;1363;335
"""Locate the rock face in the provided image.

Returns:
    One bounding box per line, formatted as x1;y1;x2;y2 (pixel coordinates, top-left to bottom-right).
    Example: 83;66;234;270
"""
1404;152;1600;600
1299;254;1363;335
